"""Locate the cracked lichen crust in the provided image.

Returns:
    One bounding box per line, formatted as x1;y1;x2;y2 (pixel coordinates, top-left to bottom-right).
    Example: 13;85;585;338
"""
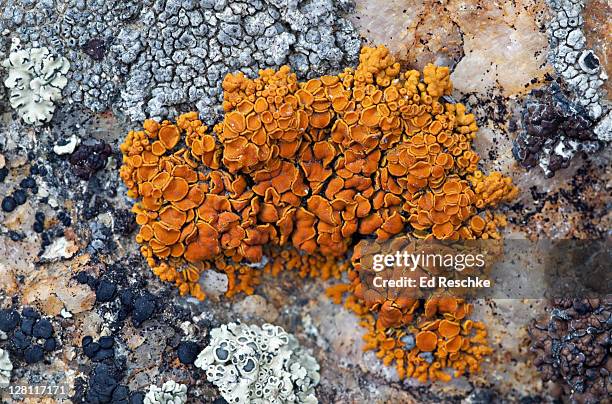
2;38;69;125
0;0;360;120
143;380;188;404
195;322;320;404
112;0;361;121
593;110;612;142
0;348;12;389
548;0;608;121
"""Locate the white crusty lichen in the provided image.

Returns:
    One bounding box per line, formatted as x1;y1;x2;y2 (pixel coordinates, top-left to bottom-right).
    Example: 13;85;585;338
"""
548;0;609;127
143;380;188;404
195;322;320;404
0;348;13;389
2;38;70;125
593;111;612;142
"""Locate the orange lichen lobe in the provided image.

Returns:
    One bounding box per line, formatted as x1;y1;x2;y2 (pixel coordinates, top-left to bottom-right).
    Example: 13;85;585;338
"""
416;330;438;351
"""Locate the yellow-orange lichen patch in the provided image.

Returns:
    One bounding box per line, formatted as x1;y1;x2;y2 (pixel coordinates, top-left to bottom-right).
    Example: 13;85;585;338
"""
353;294;492;382
120;45;518;382
344;232;496;381
445;335;463;353
469;171;519;208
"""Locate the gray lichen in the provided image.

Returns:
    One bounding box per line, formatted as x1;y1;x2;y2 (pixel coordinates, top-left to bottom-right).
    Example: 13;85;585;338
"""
195;322;320;404
2;38;70;125
548;0;608;122
0;0;361;122
111;0;361;122
143;380;188;404
0;348;12;389
593;111;612;142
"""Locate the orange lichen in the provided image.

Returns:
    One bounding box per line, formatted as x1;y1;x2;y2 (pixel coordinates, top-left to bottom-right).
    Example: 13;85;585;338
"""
121;45;518;381
343;230;502;381
439;319;461;338
416;330;438;351
469;170;519;208
357;296;493;382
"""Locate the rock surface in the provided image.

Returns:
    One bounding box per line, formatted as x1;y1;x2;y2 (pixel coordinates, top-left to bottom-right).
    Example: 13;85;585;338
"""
0;0;609;403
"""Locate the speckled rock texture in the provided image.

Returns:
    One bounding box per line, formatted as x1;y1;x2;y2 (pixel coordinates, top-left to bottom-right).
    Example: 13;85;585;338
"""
0;0;610;403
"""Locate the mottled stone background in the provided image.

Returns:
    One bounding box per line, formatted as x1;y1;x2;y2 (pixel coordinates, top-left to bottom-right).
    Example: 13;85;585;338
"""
0;0;610;402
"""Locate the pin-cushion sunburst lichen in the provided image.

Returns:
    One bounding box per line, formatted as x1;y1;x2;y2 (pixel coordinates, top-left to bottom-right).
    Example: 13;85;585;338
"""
120;45;517;303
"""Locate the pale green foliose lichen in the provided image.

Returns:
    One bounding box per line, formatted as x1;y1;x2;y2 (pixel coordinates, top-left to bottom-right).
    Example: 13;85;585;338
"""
0;348;12;389
195;322;320;404
143;380;188;404
2;38;70;125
